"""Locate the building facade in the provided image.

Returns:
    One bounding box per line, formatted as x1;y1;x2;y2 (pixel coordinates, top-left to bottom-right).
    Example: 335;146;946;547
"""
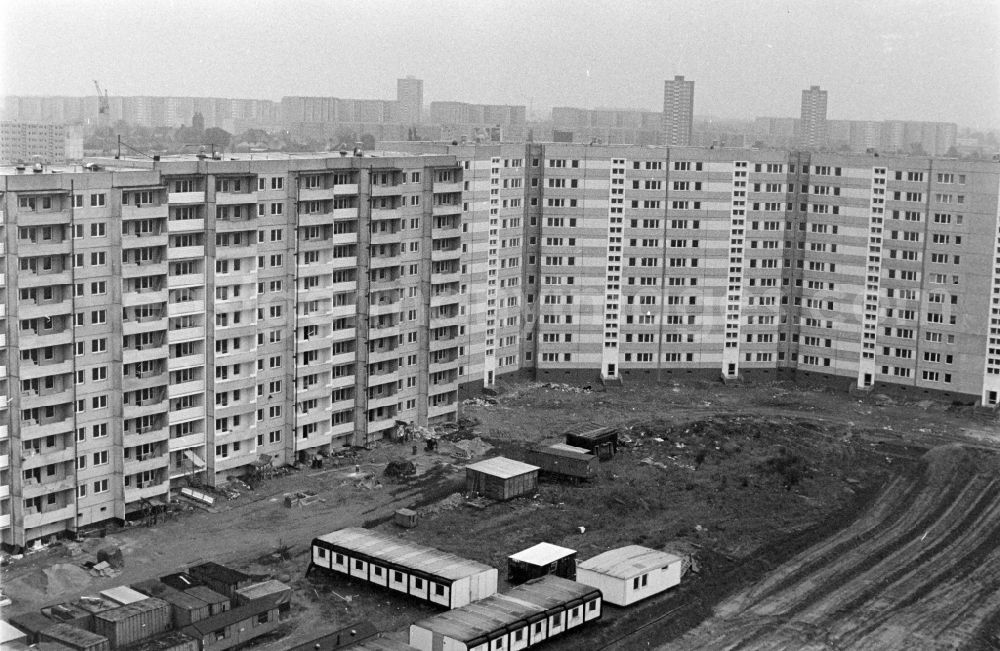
2;144;999;548
799;85;829;149
662;76;695;147
0;153;463;548
0;122;75;164
397;77;424;126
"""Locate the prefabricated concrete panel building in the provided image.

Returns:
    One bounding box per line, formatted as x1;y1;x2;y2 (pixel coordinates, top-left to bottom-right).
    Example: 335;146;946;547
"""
465;457;539;501
575;545;683;606
311;528;498;609
408;575;602;651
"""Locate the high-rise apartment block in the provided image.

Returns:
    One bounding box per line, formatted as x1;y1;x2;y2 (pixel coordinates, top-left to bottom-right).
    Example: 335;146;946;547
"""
662;76;695;146
800;85;829;148
397;77;424;125
0;122;82;164
2;144;999;549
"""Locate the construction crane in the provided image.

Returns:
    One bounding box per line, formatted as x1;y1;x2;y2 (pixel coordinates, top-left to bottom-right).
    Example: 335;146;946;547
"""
93;79;110;126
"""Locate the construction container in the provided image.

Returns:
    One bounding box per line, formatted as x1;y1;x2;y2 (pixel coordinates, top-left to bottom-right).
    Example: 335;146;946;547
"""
8;612;57;644
130;631;200;651
187;562;252;600
311;528;498;609
576;545;683;606
42;602;94;631
38;623;110;651
100;586;148;605
507;542;577;584
233;579;292;611
183;585;230;615
465;457;539;501
524;444;598;481
133;579;214;628
563;423;619;459
158;572;203;592
92;598;171;650
0;620;29;647
393;508;418;528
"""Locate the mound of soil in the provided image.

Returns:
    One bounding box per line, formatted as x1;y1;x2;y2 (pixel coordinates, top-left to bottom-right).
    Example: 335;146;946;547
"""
923;444;977;484
6;563;92;602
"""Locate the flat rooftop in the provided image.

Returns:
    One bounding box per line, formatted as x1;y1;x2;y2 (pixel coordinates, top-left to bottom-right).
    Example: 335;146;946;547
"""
465;456;539;479
509;542;576;566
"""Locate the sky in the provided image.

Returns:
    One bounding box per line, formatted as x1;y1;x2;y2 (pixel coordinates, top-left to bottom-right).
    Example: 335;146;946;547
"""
2;0;998;128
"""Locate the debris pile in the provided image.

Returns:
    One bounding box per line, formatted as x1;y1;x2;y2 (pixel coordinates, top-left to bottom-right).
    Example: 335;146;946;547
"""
383;459;417;479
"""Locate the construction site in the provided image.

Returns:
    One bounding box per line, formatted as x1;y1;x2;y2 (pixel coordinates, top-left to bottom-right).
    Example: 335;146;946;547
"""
3;377;1000;650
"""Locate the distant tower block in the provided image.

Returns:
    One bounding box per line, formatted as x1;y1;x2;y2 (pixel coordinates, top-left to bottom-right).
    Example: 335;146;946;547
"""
663;75;694;146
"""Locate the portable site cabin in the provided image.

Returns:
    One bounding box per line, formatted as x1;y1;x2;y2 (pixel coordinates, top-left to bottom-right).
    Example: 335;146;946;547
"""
575;545;683;606
92;598;172;650
408;575;602;651
180;592;285;651
186;562;252;600
507;543;577;585
38;623;111;651
158;572;203;592
131;579;214;628
465;457;539;501
8;612;56;644
562;423;619;459
183;586;231;616
233;579;292;616
311;528;498;609
99;586;148;606
523;444;597;481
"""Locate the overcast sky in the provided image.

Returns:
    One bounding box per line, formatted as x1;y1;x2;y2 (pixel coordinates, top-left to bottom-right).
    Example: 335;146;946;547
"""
2;0;997;128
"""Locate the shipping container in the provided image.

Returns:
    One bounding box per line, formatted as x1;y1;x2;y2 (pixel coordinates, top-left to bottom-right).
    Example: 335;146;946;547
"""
92;598;171;650
523;444;597;481
465;457;539;501
132;579;214;628
42;602;94;631
233;579;292;612
393;508;417;528
9;611;58;643
38;623;111;651
311;528;497;609
183;586;230;615
100;586;149;605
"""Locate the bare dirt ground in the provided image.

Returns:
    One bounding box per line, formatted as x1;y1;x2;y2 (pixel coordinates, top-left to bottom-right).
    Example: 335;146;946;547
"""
3;377;999;650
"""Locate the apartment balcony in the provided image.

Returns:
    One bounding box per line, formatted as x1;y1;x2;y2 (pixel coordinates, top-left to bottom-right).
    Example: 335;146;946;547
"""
432;203;462;217
370;230;401;246
297;409;329;429
124;367;169;391
429;358;458;375
329;327;356;343
168;217;206;233
0;453;8;469
368;347;399;364
169;325;206;343
168;272;205;288
369;279;400;294
167;350;205;372
297;337;331;355
331;207;358;221
430;314;462;329
215;244;255;258
0;484;9;500
330;256;358;269
123;232;169;249
215;452;256;474
123;262;167;278
215;191;258;205
17;299;73;319
20;359;73;381
21;446;75;470
124;426;170;448
124;398;168;421
168;191;206;204
428;402;458;421
330;421;354;440
24;504;75;530
123;345;168;366
296;381;328;401
368;301;401;318
330;350;356;367
0;396;7;412
168;245;205;260
371;208;401;222
297;258;334;277
299;211;334;228
125;453;169;475
329;303;357;319
20;418;74;442
431;247;461;262
22;476;76;499
430;291;461;308
367;418;397;436
24;240;71;257
433;181;463;195
168;433;205;452
430;335;459;352
327;374;355;391
123;289;168;308
122;204;169;220
214;348;255;366
125;482;169;504
19;328;73;350
299;187;336;202
167;300;204;317
19;270;72;288
0;302;5;317
20;388;73;412
166;378;205;399
333;183;359;196
0;424;8;440
369;253;400;269
123;316;168;337
329;397;355;413
299;311;332;328
432;272;461;286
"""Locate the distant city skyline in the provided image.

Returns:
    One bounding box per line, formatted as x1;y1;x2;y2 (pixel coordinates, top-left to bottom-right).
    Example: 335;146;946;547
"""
2;0;997;129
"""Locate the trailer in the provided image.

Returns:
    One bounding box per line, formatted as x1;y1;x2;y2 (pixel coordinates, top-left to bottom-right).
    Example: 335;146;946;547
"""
576;545;683;606
523;444;597;481
311;528;498;609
